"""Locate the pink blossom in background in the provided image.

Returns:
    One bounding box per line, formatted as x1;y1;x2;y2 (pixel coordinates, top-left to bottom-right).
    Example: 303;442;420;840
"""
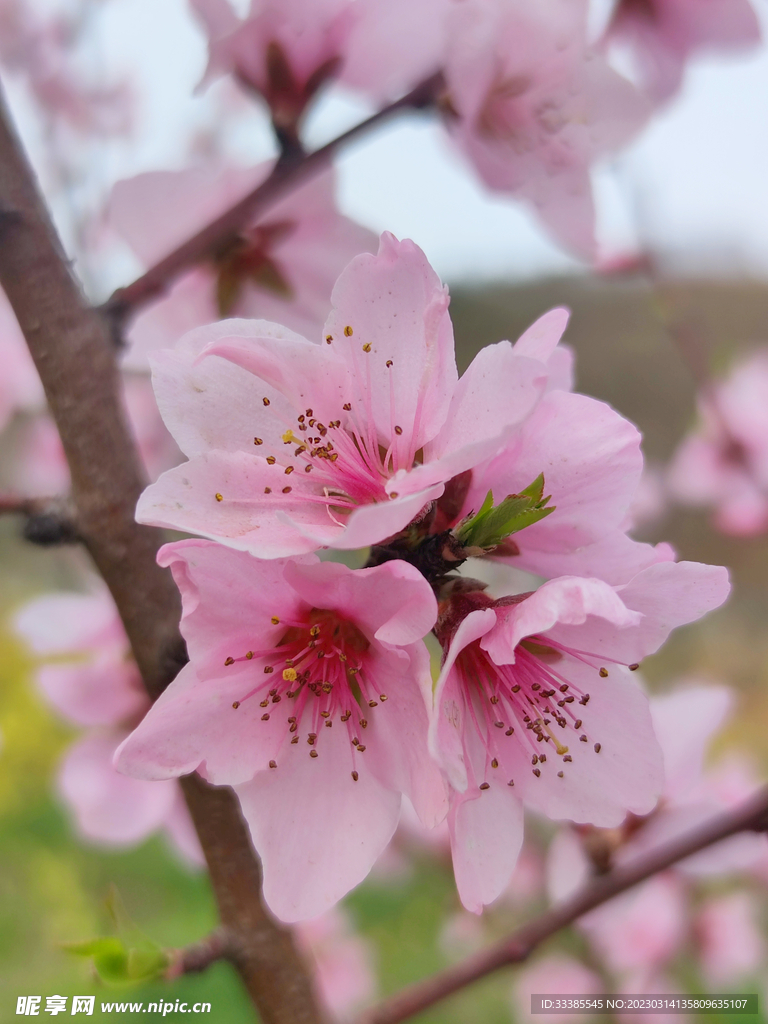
4;374;180;497
190;0;354;124
605;0;761;102
0;288;44;432
441;0;651;257
696;892;765;985
296;908;376;1021
429;562;729;911
668;350;768;536
511;954;602;1024
137;234;571;556
13;586;203;866
116;540;447;921
109;164;376;368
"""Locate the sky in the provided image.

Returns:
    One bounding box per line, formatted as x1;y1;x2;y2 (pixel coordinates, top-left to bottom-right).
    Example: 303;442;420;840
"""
9;0;768;287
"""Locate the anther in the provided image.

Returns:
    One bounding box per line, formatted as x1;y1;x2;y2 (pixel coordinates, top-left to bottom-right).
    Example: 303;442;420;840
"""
629;663;640;671
489;695;499;705
380;694;388;701
360;719;368;729
491;758;499;769
269;760;277;769
599;667;608;678
282;486;292;493
594;743;602;753
283;466;294;475
362;343;371;352
291;735;299;744
232;701;240;709
266;456;276;465
261;713;270;721
386;360;393;367
272;695;281;703
479;782;490;791
307;733;317;745
262;397;270;406
357;744;366;753
264;666;274;674
289;723;297;733
320;711;330;719
539;754;547;763
224;657;234;666
351;771;359;781
532;755;539;765
264;487;271;493
394;425;402;435
533;768;541;777
310;750;318;758
343;403;351;411
254;437;263;445
283;668;297;682
559;684;569;692
507;780;515;787
326;335;333;343
245;651;253;660
494;721;504;729
368;700;378;708
305;465;312;472
505;728;514;736
563;754;573;762
344;326;353;336
557;771;564;778
579;694;591;705
325;720;332;727
574;719;582;729
580;734;588;742
215;493;223;502
260;699;269;708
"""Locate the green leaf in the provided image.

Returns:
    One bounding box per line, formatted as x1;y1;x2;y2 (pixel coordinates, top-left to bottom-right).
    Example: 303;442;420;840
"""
455;474;555;550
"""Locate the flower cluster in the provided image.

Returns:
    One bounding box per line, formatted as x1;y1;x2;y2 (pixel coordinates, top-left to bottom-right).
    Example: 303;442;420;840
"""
114;234;730;920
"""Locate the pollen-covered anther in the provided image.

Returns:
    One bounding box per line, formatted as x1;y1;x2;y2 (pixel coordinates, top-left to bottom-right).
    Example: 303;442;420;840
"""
343;402;352;411
479;782;490;791
264;487;272;493
368;700;378;708
245;651;253;660
224;656;234;666
491;758;499;768
215;493;223;502
394;425;403;435
266;456;276;465
533;768;541;777
351;770;359;781
379;694;388;701
344;326;353;337
282;486;292;494
284;466;294;475
599;667;609;678
386;360;393;368
283;668;297;682
261;713;270;721
309;750;319;758
232;701;240;709
269;760;277;768
362;342;371;352
325;335;333;343
262;397;270;406
254;437;263;445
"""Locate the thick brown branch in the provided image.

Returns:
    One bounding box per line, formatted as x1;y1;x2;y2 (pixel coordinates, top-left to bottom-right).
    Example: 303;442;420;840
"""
0;82;323;1024
359;786;768;1024
103;72;443;322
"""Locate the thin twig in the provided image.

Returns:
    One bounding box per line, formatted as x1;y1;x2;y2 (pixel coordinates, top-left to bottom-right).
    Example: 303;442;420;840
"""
166;927;233;979
0;493;81;545
358;786;768;1024
0;80;324;1024
101;72;444;324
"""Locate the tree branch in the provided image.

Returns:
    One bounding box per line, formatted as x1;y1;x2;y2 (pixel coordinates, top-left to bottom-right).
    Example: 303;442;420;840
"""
167;927;233;978
0;493;81;545
358;786;768;1024
102;72;444;324
0;80;324;1024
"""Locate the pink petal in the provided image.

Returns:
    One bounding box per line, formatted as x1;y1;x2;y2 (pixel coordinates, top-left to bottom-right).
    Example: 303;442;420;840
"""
405;343;547;495
163;789;206;868
60;732;178;846
507;531;676;588
37;660;147;728
114;661;286;785
283;559;437;646
149;320;299;459
235;720;402;922
650;683;733;802
13;590;123;655
430;608;498;793
137;451;341;557
448;782;524;912
481;576;640;665
323;233;458;465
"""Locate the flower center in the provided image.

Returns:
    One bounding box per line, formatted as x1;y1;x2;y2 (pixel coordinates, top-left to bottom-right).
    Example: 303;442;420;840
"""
454;635;636;791
225;608;389;781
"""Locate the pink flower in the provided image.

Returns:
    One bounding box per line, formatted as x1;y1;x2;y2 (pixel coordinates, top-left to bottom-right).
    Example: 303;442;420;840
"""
137;233;563;557
190;0;355;125
668;350;768;536
429;562;729;911
606;0;761;102
6;375;180;496
116;540;447;921
296;908;376;1021
109;163;376;368
441;0;651;257
511;954;602;1024
13;586;202;866
696;892;765;985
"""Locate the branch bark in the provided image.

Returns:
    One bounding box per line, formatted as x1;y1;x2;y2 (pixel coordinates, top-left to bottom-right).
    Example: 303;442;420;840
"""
0;81;324;1024
102;72;443;323
358;786;768;1024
